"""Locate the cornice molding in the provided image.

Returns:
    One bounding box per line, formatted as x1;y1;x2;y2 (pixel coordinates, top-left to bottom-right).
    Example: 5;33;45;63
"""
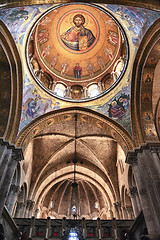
0;0;160;11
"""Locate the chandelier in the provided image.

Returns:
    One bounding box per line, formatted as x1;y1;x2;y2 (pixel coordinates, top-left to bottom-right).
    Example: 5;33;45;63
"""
70;113;79;219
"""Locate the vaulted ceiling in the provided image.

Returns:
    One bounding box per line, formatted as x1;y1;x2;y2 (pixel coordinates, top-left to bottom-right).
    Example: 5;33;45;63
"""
23;111;126;219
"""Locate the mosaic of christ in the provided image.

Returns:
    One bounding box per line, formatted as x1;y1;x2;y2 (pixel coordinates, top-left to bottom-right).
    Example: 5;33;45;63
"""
60;14;96;51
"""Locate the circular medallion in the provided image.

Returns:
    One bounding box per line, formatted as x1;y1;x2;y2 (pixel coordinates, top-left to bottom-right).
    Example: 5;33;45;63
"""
57;9;99;53
27;3;128;102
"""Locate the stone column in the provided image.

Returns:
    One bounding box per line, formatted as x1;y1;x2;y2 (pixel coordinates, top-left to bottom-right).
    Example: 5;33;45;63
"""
0;142;7;167
150;146;160;176
98;82;102;93
125;205;134;219
14;202;26;218
35;208;39;218
51;81;56;92
109;209;114;219
62;217;66;238
25;200;35;218
83;86;88;98
97;218;102;240
113;202;122;219
112;218;119;240
0;149;23;217
148;146;160;200
138;145;160;233
82;217;86;239
29;216;35;240
126;151;159;235
135;190;141;212
0;148;12;190
129;187;139;217
121;205;128;219
45;217;51;240
5;184;20;216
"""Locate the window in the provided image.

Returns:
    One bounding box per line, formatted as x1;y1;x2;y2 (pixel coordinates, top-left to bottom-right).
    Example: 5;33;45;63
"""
68;230;79;240
54;83;66;97
88;84;99;97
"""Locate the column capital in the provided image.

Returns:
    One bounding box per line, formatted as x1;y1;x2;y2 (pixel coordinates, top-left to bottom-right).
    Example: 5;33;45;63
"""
10;184;21;195
11;149;23;162
125;205;132;210
27;200;35;209
114;202;121;208
0;138;24;161
149;146;160;154
126;151;138;166
125;205;133;216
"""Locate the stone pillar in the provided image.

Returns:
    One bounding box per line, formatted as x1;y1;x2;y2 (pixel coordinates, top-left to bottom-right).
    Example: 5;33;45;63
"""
121;205;128;219
62;217;66;238
14;202;26;218
45;217;51;240
125;205;134;219
113;202;122;219
98;82;102;92
0;148;12;190
97;218;102;240
138;145;160;233
51;81;56;92
101;82;105;91
109;209;114;219
83;86;88;98
148;146;160;201
135;190;141;212
5;184;20;216
0;148;23;218
112;218;119;240
0;143;7;167
29;216;35;240
150;146;160;176
35;208;39;218
82;217;86;239
25;200;35;218
126;150;159;235
129;187;139;217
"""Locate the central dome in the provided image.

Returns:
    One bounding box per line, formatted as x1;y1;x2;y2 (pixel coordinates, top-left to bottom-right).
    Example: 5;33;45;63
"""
27;3;128;101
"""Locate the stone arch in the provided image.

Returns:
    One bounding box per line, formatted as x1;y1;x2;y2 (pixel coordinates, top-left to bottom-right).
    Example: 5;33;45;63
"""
16;106;134;152
34;168;114;218
131;18;160;146
0;20;22;143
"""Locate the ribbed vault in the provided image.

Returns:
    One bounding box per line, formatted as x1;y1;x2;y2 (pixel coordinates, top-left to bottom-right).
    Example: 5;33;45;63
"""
18;107;134;219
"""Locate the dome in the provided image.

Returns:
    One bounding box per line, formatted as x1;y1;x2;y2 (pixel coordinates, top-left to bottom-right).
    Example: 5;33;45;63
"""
26;3;128;102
